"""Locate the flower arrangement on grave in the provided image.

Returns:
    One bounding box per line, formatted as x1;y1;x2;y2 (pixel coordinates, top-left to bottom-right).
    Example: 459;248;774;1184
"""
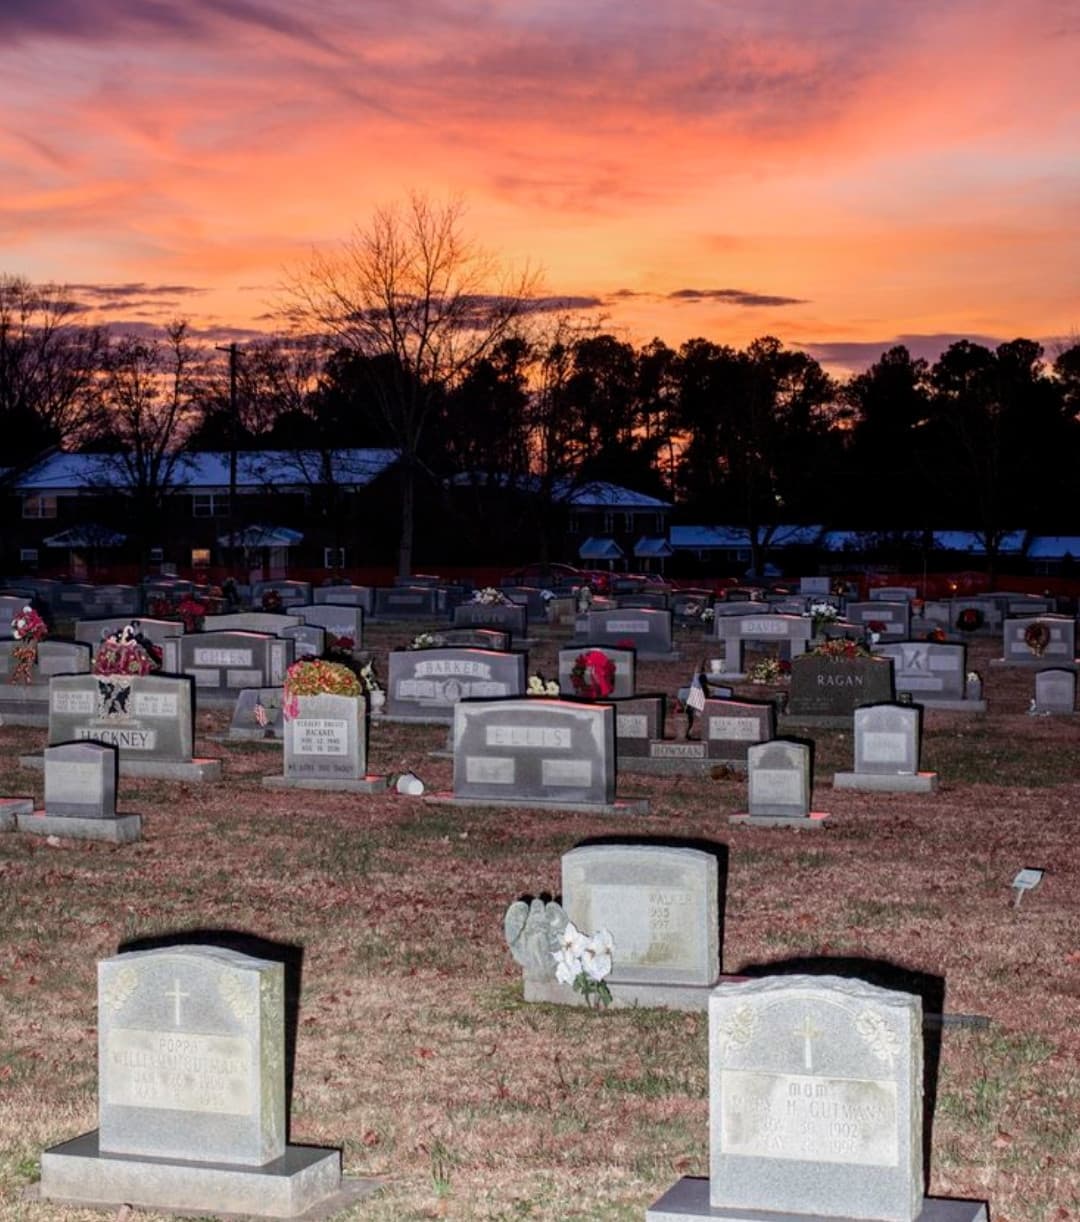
358;660;381;693
747;657;791;684
926;628;947;643
93;623;162;678
956;608;983;632
282;658;363;720
615;638;635;651
9;604;47;684
325;633;355;657
408;632;443;650
868;620;886;635
808;601;839;634
527;673;560;696
1024;621;1051;657
575;584;594;613
810;637;871;660
553;921;614;1009
175;594;206;633
472;586;511;606
261;589;283;613
569;649;616;699
700;606;715;623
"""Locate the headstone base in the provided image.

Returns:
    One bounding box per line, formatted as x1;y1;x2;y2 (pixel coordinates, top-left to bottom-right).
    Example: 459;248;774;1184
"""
0;710;50;728
728;812;829;830
37;1130;371;1219
990;657;1078;671
908;698;987;714
262;775;389;793
832;770;938;793
619;750;744;776
16;812;141;843
645;1176;988;1222
0;796;33;831
425;792;650;815
779;714;854;730
19;754;223;783
524;974;746;1012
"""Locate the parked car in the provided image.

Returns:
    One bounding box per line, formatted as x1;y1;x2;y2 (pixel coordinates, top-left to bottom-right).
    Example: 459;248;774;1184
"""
502;562;610;593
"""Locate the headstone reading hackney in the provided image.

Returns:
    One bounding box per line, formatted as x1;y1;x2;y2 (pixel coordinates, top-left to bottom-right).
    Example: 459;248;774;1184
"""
585;607;676;659
834;703;937;794
453;600;527;638
387;647;525;722
1034;668;1076;714
39;946;345;1217
786;653;894;721
164;631;291;704
448;697;627;809
562;844;720;992
557;646;636;699
646;975;996;1222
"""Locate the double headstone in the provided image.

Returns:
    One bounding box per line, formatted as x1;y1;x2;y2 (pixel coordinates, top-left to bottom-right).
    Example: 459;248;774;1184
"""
163;631;292;706
386;647;526;723
1000;615;1076;668
716;614;812;677
620;697;774;774
876;641;972;709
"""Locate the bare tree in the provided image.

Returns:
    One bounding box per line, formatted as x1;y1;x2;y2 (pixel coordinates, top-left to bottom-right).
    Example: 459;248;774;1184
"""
284;193;539;575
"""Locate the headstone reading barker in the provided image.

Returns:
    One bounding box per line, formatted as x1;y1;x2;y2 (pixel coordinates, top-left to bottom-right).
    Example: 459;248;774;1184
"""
387;647;526;723
646;975;989;1222
38;945;360;1217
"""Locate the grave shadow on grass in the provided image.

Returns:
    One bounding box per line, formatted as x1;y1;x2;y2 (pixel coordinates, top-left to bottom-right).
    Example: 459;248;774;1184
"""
119;929;303;1135
734;952;944;1180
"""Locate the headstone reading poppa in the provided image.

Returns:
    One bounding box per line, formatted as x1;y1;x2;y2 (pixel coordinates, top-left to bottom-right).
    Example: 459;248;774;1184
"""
1000;615;1076;667
16;742;140;843
164;631;292;706
786;653;895;722
834;703;937;793
716;614;812;676
453;601;527;638
1033;668;1076;714
558;646;636;699
583;607;677;660
263;693;386;793
645;975;995;1222
39;945;354;1217
731;739;826;828
562;844;720;988
433;697;646;813
387;647;526;723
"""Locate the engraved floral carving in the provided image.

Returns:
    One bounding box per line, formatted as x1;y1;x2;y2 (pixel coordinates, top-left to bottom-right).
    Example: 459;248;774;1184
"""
219;971;258;1021
714;1003;757;1060
855;1008;900;1065
102;966;138;1014
260;971;285;1157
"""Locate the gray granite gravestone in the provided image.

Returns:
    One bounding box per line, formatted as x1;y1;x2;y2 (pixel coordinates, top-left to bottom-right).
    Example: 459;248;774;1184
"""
453;601;527;638
313;584;375;613
716;613;812;677
612;695;666;758
703;698;776;765
296;603;364;648
282;623;325;659
430;697;647;813
203;611;303;634
870;585;917;602
614;591;669;610
1033;668;1076;714
16;742;140;843
786;654;895;724
847;601;911;642
373;586;443;619
799;576;832;596
876;640;969;707
647;975;987;1222
671;589;715;625
834;703;937;793
582;607;677;660
38;944;369;1217
230;688;285;741
731;740;827;828
386;647;526;723
999;615;1076;668
252;579;312;608
0;639;92;726
558;646;636;699
264;693;386;793
74;617;181;656
438;627;511;651
164;631;292;707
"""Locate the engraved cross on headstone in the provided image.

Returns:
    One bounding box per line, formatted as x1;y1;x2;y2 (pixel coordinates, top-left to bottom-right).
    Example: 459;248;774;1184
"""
164;978;189;1026
796;1014;823;1071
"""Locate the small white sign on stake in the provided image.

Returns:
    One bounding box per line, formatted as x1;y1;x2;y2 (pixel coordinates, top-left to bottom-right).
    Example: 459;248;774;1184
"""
1011;867;1044;907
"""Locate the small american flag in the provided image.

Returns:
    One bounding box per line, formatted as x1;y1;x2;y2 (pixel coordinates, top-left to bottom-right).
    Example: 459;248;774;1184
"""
253;702;269;728
686;673;706;713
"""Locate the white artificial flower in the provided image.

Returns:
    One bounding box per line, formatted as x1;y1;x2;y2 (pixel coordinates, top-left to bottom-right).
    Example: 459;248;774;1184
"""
581;931;613;982
544;680;559;696
553;947;580;985
558;921;588;958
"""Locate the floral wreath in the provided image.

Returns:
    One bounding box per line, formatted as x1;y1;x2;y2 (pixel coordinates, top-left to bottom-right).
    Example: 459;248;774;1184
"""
810;637;871;660
282;658;362;719
1024;621;1050;657
569;649;616;699
93;623;162;678
956;608;984;632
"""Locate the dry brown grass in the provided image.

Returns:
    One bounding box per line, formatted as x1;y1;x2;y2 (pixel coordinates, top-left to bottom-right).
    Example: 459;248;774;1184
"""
1;628;1078;1220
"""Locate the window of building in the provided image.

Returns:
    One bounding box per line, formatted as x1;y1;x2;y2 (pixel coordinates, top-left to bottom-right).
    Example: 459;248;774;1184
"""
192;493;229;518
324;547;346;569
191;548;211;568
19;548;39;568
22;494;57;519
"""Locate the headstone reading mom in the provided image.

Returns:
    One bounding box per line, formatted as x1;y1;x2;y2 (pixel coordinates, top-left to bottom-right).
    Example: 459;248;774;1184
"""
1033;668;1076;714
263;692;386;793
834;703;938;793
647;974;988;1222
163;631;292;707
38;945;370;1217
387;647;526;723
731;740;827;828
429;697;647;814
17;742;140;843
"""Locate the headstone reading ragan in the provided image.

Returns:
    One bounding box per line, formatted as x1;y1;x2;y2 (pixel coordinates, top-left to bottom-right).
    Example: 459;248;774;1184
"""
785;652;894;724
38;944;364;1216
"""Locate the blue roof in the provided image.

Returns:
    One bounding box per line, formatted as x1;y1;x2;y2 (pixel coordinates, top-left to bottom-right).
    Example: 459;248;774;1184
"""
578;536;625;560
16;449;400;492
931;530;1026;555
1027;536;1080;560
670;524;823;550
633;536;674;557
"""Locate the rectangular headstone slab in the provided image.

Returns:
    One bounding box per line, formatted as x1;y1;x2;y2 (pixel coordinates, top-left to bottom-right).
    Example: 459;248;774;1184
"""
870;586;917;602
585;607;675;658
97;946;285;1166
709;975;922;1221
704;697;775;763
1002;615;1076;665
387;647;526;722
281;623;325;659
787;655;895;719
373;586;442;619
438;627;511;651
854;703;921;775
296;603;364;648
452;697;615;805
562;844;719;986
799;577;832;596
877;642;965;702
0;639;91;684
717;614;812;674
44;741;117;818
847;602;911;642
74;617;182;656
746;740;811;818
252;580;311;609
313;584;375;613
203;612;302;634
1034;667;1076;713
453;601;527;637
168;631;292;702
283;692;367;781
49;673;195;762
613;694;665;757
558;646;636;699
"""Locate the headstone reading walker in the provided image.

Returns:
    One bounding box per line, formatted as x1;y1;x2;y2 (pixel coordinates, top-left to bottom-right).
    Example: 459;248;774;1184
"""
833;703;938;793
38;944;375;1216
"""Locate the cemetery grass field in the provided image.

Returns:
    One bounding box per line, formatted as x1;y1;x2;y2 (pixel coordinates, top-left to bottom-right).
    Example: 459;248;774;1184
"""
1;627;1078;1221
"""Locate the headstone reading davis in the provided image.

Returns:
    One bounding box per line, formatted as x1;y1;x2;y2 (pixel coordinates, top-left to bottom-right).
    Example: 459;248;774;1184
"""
38;945;376;1215
428;697;648;814
833;703;938;793
646;975;989;1222
731;739;828;828
263;692;387;793
16;742;140;844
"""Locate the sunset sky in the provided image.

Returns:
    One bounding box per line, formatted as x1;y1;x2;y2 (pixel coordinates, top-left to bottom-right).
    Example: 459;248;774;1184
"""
2;0;1077;373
